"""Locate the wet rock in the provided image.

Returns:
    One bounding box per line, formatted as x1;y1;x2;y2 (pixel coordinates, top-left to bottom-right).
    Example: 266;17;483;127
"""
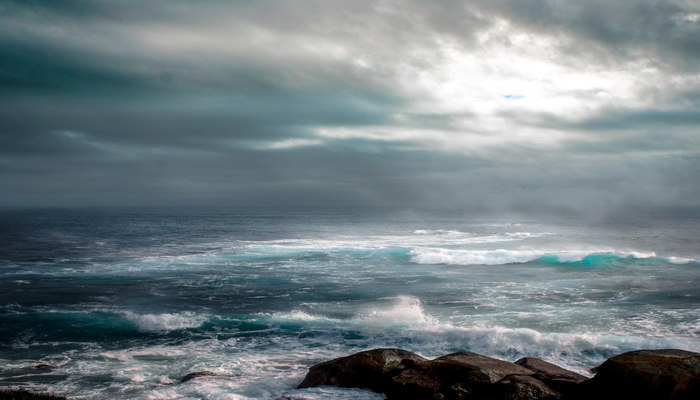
297;348;427;392
296;348;700;400
434;352;536;383
180;370;218;382
514;357;587;395
495;374;560;400
579;349;700;400
386;352;536;400
0;389;69;400
33;364;54;371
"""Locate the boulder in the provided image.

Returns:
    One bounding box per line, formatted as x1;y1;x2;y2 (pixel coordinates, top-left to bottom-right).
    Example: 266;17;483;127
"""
386;352;537;400
579;349;700;400
435;352;536;383
297;348;427;392
495;374;561;400
296;348;700;400
0;390;68;400
514;357;587;395
180;370;217;382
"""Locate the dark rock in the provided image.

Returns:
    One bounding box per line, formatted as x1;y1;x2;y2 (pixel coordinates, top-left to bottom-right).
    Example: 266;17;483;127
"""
435;352;535;383
578;349;700;400
297;348;427;392
0;389;69;400
297;348;700;400
514;357;587;395
33;364;54;371
180;370;218;382
495;374;561;400
386;352;536;400
387;366;447;399
2;374;69;384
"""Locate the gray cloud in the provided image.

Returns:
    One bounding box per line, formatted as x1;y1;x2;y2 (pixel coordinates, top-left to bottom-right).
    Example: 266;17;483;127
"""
0;0;698;211
481;0;700;68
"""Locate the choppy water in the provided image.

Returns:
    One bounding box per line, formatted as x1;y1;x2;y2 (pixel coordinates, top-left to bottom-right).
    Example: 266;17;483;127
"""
1;207;699;399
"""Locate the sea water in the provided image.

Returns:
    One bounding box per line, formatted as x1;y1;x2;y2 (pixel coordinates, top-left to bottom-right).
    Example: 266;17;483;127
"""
0;206;698;399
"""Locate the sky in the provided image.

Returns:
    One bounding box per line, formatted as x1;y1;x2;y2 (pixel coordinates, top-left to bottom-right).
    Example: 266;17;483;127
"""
1;0;699;210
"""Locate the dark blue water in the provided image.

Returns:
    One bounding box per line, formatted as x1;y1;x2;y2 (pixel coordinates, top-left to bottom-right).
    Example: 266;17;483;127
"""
1;207;699;399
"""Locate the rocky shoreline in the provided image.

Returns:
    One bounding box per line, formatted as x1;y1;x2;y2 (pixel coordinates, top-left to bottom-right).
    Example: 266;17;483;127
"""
3;348;698;400
296;348;700;400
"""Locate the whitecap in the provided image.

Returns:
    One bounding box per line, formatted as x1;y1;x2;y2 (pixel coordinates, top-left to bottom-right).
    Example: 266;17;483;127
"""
354;296;441;329
410;248;546;265
409;247;691;266
665;256;697;264
266;310;340;323
122;311;208;333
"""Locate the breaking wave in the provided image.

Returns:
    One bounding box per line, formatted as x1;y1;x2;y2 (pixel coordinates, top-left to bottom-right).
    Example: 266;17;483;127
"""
354;296;441;328
122;311;208;333
247;296;700;375
410;248;695;266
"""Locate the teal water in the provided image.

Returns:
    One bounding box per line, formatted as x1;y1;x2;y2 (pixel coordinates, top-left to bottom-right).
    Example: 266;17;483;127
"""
1;207;698;399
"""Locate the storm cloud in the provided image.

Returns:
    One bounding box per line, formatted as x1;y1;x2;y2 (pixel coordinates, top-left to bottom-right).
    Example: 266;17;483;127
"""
1;0;698;210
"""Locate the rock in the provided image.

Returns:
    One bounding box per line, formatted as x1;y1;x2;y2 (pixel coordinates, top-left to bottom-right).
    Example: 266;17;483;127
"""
33;364;55;371
297;348;700;400
435;352;536;383
495;374;561;400
514;357;587;395
386;352;536;400
0;389;69;400
180;370;218;382
297;348;427;392
579;349;700;400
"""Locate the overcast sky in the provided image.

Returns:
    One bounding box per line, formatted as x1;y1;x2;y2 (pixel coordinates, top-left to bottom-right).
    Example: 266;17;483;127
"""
1;0;698;210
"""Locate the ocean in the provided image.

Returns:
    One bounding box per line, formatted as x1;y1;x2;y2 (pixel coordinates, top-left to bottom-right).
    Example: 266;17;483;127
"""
0;206;698;399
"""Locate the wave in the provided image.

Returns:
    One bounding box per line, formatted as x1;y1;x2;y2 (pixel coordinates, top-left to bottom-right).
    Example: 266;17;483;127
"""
4;298;698;396
410;248;696;266
144;231;696;270
121;311;208;333
265;296;444;331
252;296;700;375
0;307;210;342
238;229;547;257
353;296;442;329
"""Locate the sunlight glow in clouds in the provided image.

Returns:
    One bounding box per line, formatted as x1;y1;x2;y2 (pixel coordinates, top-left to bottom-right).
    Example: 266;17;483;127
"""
305;18;669;154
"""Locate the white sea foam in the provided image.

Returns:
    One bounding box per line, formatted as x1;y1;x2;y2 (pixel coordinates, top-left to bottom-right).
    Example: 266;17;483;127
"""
14;306;700;399
409;248;680;265
255;297;699;375
410;248;551;265
415;324;700;374
122;311;208;332
354;296;441;328
351;300;698;373
413;229;467;235
666;256;697;264
267;310;340;323
268;296;443;330
239;229;546;258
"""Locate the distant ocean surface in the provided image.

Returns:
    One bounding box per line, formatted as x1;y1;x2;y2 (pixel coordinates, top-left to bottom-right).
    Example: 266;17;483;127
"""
1;207;698;399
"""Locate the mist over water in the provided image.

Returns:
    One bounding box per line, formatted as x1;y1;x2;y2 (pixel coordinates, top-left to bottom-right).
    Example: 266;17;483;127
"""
1;207;699;399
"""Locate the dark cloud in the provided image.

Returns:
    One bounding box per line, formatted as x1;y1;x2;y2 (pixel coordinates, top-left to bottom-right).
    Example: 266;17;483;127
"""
481;0;700;69
0;0;698;210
